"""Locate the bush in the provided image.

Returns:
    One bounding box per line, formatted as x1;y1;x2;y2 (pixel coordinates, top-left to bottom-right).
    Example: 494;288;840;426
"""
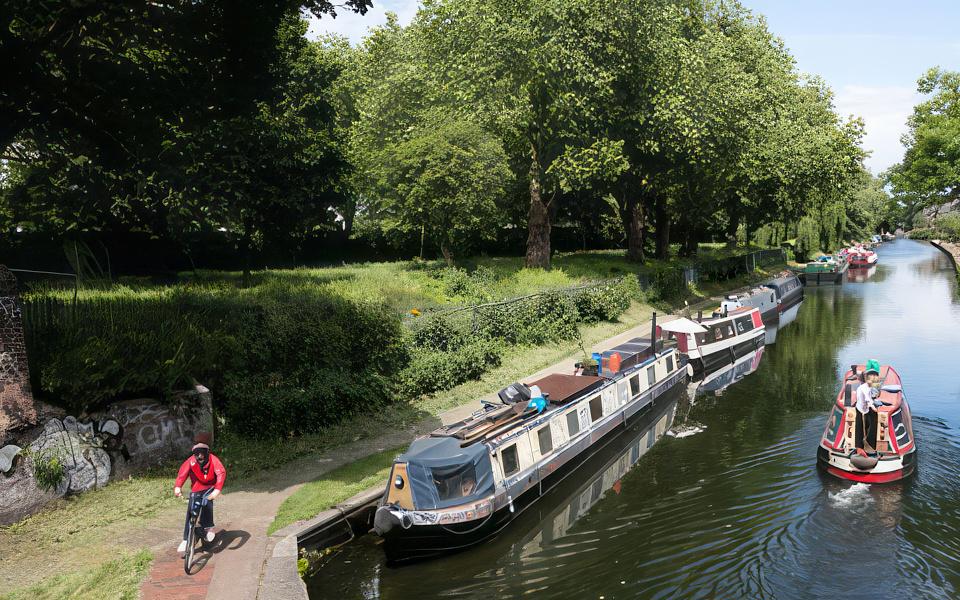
398;339;503;399
23;283;408;438
410;314;465;351
474;292;580;345
572;278;635;323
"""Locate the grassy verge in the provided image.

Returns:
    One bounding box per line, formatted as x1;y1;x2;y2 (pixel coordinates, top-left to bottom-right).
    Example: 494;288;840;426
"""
0;550;152;600
268;448;401;535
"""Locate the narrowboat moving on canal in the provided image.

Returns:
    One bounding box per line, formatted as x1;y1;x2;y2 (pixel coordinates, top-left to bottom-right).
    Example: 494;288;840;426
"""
817;364;916;483
373;324;688;563
659;307;765;375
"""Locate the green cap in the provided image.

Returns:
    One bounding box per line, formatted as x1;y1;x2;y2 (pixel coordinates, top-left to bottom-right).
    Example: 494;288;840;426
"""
865;359;881;374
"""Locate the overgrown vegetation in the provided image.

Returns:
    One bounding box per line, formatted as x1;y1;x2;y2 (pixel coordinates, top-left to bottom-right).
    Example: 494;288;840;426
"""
22;257;650;438
0;550;152;600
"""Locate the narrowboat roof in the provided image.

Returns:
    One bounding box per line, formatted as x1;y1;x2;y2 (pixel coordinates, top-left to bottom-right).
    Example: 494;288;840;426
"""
660;318;708;334
527;373;604;405
764;275;800;289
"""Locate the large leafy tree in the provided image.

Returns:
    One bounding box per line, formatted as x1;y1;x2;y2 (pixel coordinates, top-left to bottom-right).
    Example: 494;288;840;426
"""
889;68;960;217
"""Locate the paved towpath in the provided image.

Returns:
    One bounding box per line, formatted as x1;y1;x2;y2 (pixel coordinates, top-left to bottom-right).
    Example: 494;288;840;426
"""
139;311;680;600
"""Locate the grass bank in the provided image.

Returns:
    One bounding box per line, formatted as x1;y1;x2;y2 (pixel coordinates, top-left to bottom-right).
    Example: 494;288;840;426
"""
269;448;401;535
0;550;152;600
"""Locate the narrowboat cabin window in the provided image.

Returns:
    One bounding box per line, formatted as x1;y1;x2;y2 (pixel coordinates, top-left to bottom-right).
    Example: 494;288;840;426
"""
566;411;581;436
629;374;640;396
647;365;656;386
537;426;553;454
589;396;603;422
735;316;753;333
501;444;519;476
666;355;674;373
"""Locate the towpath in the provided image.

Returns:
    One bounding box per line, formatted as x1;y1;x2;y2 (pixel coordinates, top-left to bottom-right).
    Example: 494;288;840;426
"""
136;309;688;600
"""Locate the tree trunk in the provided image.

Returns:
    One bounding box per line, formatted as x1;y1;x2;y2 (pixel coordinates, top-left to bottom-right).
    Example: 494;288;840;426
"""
440;240;454;266
524;149;551;269
626;195;645;262
655;196;670;259
726;210;740;247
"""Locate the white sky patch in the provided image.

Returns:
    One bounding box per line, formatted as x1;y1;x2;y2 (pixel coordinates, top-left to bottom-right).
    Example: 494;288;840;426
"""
305;0;420;43
834;85;921;175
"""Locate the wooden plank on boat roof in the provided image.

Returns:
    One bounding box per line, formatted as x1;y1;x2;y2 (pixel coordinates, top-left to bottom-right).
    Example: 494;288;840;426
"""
527;373;604;405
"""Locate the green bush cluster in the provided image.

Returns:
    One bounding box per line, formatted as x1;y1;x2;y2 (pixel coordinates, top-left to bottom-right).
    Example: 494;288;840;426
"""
398;339;503;399
572;278;637;322
24;283;407;438
911;213;960;242
431;265;496;302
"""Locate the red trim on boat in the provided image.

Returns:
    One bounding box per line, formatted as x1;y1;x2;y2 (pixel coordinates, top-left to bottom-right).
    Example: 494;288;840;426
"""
751;310;763;328
826;466;904;483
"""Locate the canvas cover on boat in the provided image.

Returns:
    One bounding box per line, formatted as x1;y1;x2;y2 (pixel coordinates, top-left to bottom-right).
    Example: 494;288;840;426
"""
399;436;495;510
600;337;655;375
660;318;708;334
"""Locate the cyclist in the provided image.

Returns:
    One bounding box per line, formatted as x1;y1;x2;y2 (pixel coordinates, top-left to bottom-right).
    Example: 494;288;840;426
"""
174;441;226;554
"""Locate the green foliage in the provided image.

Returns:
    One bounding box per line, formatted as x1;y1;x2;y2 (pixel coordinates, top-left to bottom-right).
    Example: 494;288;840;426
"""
0;549;153;600
25;450;66;493
24;283;407;438
889;68;960;220
571;279;635;323
398;340;504;399
794;216;823;262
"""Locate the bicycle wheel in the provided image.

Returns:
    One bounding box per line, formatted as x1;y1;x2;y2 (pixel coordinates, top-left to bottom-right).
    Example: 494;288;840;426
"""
183;513;198;574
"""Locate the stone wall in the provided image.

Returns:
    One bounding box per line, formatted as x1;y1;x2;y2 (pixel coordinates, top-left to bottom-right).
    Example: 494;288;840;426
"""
0;266;38;443
0;386;213;525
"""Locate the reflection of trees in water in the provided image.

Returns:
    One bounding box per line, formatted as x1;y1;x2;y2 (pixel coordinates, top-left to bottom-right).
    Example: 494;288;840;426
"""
680;288;864;464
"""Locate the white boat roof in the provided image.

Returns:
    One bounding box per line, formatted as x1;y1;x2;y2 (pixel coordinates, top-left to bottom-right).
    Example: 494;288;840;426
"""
660;317;708;334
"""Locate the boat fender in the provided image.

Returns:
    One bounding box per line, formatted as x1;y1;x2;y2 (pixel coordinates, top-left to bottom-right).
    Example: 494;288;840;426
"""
401;513;413;530
850;454;879;470
373;505;401;536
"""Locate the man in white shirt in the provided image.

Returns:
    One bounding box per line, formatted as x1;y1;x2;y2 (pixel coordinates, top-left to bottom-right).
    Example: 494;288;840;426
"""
855;361;881;455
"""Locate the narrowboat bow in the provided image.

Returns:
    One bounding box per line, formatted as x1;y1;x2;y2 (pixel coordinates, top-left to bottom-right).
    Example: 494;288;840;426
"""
817;364;916;483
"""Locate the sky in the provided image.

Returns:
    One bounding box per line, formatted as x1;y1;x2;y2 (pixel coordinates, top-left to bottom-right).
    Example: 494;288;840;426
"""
307;0;960;175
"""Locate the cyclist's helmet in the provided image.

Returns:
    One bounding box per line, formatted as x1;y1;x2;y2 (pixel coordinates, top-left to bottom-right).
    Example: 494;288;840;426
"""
192;442;210;464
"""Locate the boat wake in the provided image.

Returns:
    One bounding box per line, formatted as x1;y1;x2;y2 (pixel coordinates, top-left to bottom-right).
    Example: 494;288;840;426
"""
827;482;873;510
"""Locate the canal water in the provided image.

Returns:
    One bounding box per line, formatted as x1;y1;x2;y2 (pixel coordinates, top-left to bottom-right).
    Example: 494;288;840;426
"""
308;239;960;599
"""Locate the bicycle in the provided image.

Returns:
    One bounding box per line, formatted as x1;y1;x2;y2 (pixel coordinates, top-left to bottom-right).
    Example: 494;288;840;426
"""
183;488;214;575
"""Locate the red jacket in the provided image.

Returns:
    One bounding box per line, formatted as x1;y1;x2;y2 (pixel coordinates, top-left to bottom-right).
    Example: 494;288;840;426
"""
175;453;226;493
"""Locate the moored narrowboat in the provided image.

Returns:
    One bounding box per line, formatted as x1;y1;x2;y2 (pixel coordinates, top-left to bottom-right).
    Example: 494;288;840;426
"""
762;274;804;313
373;331;688;563
659;306;765;375
848;246;878;268
817;364;916;483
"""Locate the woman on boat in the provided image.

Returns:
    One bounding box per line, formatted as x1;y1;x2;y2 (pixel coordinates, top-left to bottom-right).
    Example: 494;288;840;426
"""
855;360;881;455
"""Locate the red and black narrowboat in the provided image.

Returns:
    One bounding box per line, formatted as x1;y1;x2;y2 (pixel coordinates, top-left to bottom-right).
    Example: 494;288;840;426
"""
817;364;916;483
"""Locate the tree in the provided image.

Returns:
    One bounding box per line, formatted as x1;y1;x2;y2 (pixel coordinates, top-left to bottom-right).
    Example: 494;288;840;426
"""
415;0;623;268
889;68;960;216
369;114;510;263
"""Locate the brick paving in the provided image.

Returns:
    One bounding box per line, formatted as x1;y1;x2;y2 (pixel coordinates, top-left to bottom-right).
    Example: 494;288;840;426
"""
141;543;216;600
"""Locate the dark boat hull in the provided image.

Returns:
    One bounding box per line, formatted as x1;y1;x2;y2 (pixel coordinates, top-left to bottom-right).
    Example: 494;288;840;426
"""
380;388;682;564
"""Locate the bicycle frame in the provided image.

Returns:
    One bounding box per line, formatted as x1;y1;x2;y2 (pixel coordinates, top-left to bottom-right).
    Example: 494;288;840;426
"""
184;488;214;575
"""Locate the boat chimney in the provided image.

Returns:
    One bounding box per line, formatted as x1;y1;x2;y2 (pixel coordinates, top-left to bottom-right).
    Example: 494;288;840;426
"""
651;311;657;351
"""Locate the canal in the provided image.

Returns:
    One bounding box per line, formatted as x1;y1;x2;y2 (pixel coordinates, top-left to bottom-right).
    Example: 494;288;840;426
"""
308;239;960;599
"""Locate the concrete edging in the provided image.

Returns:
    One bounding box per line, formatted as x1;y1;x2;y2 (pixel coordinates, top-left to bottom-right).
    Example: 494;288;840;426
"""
258;531;308;600
929;239;960;271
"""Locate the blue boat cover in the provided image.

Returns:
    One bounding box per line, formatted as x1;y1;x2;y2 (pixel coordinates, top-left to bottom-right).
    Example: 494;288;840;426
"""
400;436;495;510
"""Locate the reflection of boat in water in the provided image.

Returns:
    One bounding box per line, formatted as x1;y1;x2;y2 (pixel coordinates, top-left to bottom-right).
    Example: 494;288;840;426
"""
373;331;687;563
764;299;803;345
688;347;764;398
846;264;877;282
817;364;917;483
